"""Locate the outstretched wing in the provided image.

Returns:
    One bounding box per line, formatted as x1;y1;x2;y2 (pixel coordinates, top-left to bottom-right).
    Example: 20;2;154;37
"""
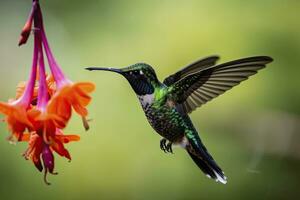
163;55;220;86
168;56;273;113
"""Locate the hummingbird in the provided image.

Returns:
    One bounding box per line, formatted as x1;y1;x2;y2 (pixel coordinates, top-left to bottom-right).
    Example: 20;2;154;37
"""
86;55;273;184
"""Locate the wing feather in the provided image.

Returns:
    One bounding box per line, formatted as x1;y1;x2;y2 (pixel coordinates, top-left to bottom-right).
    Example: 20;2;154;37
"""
163;55;220;86
168;56;273;113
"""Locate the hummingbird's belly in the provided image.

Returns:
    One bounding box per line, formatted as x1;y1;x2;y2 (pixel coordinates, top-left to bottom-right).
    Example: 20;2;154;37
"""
144;104;186;142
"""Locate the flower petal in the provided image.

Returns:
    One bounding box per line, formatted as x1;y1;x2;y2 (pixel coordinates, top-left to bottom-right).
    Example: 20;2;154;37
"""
0;102;33;139
42;145;54;173
50;137;72;160
56;134;80;143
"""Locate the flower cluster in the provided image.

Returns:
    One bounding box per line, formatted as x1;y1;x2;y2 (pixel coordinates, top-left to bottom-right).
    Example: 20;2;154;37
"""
0;0;95;184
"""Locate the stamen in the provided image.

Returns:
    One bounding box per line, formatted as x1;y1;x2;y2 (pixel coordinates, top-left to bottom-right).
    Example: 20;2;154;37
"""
50;171;58;175
43;168;51;185
6;135;17;145
42;125;51;144
82;116;90;131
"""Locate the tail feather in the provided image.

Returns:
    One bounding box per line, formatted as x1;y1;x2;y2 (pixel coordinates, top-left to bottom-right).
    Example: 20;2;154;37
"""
187;145;227;184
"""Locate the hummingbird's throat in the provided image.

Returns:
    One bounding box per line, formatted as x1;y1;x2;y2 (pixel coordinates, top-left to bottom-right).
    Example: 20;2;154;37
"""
138;93;154;107
127;77;154;96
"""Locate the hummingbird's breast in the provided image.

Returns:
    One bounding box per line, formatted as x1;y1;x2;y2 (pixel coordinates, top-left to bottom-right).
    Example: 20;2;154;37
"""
138;94;188;142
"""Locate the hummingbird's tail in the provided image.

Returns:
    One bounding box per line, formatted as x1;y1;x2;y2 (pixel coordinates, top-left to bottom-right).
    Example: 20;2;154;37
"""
186;143;227;184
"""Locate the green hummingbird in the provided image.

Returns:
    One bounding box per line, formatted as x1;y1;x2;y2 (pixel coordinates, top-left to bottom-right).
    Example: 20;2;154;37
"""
86;55;273;184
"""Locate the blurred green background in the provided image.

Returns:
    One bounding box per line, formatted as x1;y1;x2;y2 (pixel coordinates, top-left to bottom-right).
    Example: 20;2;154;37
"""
0;0;300;199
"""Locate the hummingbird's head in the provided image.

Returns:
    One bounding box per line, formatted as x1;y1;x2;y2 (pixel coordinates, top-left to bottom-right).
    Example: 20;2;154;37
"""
86;63;159;95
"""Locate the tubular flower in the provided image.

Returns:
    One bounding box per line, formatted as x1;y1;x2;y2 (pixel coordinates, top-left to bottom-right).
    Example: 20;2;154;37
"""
0;30;38;142
0;0;94;184
22;131;80;185
41;28;95;130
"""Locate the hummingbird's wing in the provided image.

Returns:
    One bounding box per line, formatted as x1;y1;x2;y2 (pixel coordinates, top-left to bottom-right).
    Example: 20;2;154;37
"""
168;56;273;113
163;55;220;86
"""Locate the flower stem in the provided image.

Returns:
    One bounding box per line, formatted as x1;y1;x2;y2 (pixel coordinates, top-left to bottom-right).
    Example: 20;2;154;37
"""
17;26;39;108
36;5;68;87
36;36;48;110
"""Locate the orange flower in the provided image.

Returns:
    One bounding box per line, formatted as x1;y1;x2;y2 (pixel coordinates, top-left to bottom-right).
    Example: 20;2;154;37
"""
47;82;95;130
0;101;33;141
22;129;80;185
0;0;95;184
40;21;95;130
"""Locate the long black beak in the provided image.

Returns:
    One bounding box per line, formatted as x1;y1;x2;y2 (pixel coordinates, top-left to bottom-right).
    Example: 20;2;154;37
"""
85;67;123;74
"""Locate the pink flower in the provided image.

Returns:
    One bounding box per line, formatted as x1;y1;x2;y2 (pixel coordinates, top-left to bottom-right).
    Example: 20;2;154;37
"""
0;0;95;184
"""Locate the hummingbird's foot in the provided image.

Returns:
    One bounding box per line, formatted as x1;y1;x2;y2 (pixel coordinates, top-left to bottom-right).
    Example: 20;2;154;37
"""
166;142;173;154
160;139;173;154
160;138;168;153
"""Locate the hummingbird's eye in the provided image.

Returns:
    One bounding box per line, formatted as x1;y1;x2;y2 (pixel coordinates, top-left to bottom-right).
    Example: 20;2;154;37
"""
139;70;144;75
131;70;140;76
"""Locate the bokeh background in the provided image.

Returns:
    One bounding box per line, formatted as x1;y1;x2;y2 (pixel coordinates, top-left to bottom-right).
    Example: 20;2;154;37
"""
0;0;299;199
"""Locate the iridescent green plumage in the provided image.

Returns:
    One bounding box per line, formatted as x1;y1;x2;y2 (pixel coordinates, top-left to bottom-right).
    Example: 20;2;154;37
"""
86;55;273;184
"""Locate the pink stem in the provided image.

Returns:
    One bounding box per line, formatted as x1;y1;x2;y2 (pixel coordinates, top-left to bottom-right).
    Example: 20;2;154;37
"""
36;36;48;110
17;27;39;108
41;30;66;85
36;5;67;87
